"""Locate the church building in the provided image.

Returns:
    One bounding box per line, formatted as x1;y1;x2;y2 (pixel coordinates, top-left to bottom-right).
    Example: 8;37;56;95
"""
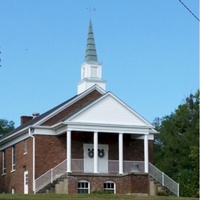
0;20;179;196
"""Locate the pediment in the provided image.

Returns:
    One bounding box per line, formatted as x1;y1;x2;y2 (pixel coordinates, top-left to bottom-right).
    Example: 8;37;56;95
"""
66;92;153;127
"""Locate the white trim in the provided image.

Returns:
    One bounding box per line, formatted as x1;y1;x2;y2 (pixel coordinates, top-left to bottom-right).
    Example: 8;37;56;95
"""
0;132;29;151
2;150;6;175
119;133;123;174
11;188;15;194
144;134;149;173
77;180;90;194
131;134;154;140
66;122;151;134
93;132;98;173
29;128;36;193
67;130;71;173
104;181;116;194
24;170;28;194
11;145;16;171
29;126;55;135
23;140;28;154
67;92;154;128
0;128;29;144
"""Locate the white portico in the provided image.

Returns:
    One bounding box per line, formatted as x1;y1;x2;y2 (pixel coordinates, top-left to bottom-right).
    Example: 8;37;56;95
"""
64;91;156;174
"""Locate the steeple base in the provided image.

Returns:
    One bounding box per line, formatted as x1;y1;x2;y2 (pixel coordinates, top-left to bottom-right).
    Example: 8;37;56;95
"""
77;79;106;94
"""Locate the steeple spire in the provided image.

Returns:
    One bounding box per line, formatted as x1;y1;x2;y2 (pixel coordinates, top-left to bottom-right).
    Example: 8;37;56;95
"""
77;20;106;94
85;20;98;62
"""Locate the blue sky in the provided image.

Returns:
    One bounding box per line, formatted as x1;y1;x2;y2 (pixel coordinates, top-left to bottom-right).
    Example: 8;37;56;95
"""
0;0;199;127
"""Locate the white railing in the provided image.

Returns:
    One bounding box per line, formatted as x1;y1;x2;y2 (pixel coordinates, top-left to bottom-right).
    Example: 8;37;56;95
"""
35;159;179;196
124;160;144;173
35;159;67;192
72;159;83;172
149;163;179;196
108;160;144;174
164;173;179;197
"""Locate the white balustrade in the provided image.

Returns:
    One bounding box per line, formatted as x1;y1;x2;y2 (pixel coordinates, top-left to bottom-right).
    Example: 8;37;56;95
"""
35;159;179;196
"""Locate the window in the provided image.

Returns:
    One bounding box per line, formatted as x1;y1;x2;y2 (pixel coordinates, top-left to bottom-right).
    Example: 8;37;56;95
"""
82;67;85;78
12;145;16;171
91;66;98;77
24;140;27;154
104;181;116;194
78;180;90;194
2;150;6;174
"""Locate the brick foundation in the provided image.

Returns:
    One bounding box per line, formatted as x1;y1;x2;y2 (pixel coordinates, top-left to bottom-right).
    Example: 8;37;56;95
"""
67;173;149;194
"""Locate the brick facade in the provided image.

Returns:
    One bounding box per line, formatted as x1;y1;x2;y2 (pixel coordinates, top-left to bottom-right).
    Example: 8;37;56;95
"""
0;131;153;194
35;135;66;178
0;89;155;194
0;138;33;193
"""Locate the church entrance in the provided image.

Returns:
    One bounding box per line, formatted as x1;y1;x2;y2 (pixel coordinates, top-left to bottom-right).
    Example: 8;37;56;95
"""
83;144;108;173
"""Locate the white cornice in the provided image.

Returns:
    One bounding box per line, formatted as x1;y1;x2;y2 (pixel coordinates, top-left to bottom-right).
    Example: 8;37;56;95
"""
65;121;152;134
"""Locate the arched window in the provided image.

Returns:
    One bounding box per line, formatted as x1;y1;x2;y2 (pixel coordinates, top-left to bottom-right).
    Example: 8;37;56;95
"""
104;181;116;194
78;180;90;194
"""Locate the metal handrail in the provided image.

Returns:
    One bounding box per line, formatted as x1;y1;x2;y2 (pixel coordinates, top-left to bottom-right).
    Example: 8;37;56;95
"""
35;159;179;196
35;159;67;192
149;163;179;196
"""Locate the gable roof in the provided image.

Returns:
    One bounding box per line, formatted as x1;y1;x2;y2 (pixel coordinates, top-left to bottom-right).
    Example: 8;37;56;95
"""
0;95;77;141
0;85;105;142
0;83;157;147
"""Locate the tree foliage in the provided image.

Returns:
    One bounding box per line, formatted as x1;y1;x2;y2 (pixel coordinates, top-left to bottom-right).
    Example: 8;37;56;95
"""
154;90;199;197
0;119;15;137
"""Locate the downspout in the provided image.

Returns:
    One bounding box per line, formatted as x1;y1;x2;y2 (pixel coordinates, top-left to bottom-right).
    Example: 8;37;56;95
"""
29;128;36;194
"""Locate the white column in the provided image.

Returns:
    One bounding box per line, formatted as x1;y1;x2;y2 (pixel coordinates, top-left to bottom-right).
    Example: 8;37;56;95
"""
67;130;71;173
119;133;123;174
144;134;149;173
93;131;98;173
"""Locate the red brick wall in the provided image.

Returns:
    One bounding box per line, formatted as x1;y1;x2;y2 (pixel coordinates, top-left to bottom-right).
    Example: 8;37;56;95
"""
0;137;33;193
148;140;154;163
35;134;66;178
131;173;149;193
67;173;149;194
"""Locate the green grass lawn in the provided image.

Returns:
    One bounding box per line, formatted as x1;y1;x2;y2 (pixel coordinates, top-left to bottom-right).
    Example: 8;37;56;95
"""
0;194;198;200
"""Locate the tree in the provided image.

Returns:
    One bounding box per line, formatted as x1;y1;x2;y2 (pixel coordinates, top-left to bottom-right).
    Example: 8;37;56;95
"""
154;90;199;197
0;119;15;137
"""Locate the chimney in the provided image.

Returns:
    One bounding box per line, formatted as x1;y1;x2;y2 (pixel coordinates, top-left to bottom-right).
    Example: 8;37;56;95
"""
20;116;33;125
32;113;40;118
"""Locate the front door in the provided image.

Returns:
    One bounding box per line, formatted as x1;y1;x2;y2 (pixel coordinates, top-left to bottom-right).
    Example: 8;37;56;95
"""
84;143;108;173
24;170;28;194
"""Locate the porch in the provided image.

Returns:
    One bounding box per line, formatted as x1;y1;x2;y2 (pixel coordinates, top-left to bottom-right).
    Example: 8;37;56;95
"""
35;159;179;196
35;159;144;192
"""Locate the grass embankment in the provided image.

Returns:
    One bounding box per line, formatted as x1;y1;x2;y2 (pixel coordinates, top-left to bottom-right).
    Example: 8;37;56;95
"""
0;194;198;200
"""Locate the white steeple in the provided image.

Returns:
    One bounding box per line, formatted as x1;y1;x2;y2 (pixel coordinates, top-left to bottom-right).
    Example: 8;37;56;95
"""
77;20;106;94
